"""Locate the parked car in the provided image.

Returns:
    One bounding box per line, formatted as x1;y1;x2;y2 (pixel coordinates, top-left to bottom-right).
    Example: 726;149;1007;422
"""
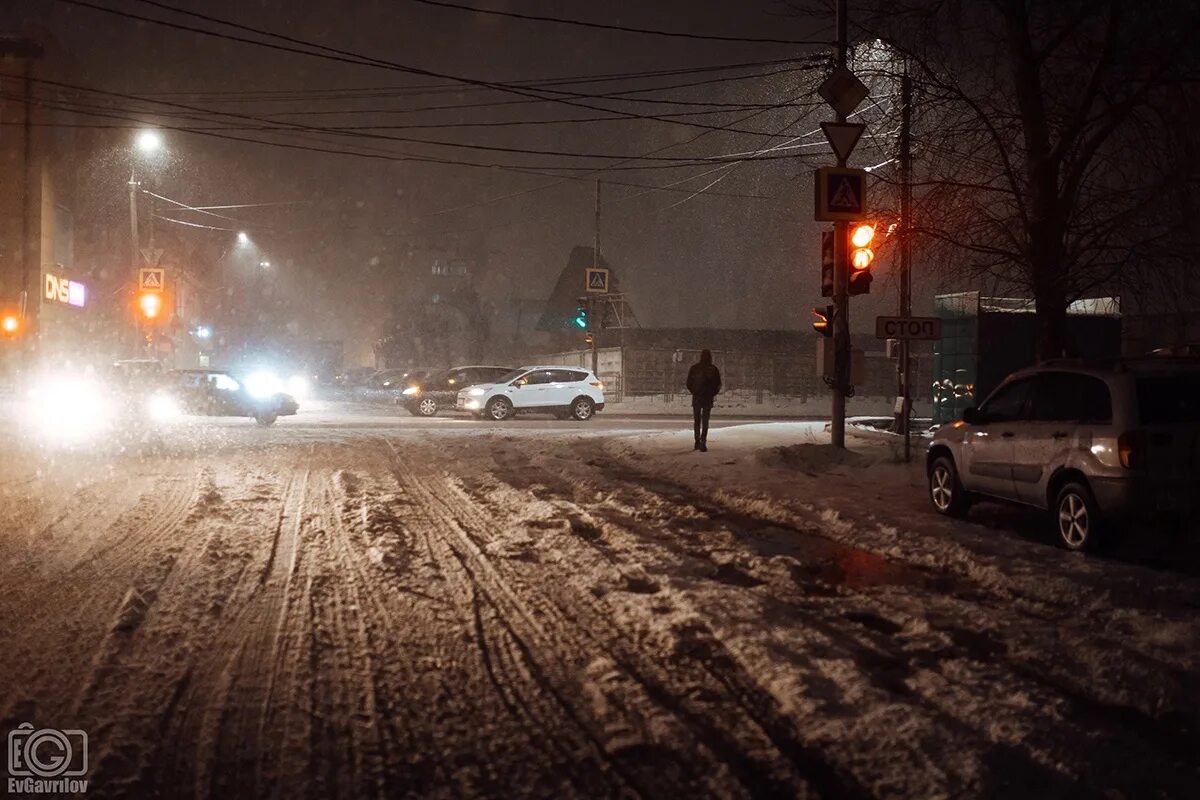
457;366;605;421
926;357;1200;550
400;365;513;416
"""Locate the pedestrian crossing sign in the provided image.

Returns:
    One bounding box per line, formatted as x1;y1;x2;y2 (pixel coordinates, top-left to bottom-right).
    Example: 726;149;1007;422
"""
814;167;867;221
585;267;609;294
139;268;165;292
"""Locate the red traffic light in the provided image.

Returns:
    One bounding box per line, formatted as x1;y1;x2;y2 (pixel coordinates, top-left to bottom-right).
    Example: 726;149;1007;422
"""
138;291;163;321
848;222;875;295
1;313;19;336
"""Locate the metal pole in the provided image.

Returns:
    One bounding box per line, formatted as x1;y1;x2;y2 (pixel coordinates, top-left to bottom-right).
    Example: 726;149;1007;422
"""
899;71;913;462
591;179;600;376
129;165;140;351
830;0;850;448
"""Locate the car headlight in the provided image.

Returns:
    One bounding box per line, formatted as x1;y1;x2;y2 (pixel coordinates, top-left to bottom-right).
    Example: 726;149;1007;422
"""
402;386;420;396
464;400;481;410
468;387;486;396
147;392;181;422
24;375;114;443
245;370;282;399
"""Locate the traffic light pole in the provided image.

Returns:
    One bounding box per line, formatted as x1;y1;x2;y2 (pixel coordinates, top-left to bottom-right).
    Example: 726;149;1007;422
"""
129;166;142;354
830;0;850;449
592;179;601;377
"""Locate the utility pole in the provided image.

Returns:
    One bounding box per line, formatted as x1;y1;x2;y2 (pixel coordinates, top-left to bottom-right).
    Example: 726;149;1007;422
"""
830;0;850;448
898;70;914;462
129;165;141;350
591;179;601;376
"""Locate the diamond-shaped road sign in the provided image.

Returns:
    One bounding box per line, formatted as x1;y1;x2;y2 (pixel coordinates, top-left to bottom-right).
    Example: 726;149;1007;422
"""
820;122;865;164
585;267;609;294
818;67;869;118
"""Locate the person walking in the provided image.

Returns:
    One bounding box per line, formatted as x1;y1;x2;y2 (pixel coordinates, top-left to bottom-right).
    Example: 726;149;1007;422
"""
686;349;722;452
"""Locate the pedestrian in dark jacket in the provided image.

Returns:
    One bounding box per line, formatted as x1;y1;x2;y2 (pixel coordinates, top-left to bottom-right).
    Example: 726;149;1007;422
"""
686;349;722;451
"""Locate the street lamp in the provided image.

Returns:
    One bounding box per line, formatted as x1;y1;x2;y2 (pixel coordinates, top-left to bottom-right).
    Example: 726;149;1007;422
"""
237;231;250;246
135;129;163;155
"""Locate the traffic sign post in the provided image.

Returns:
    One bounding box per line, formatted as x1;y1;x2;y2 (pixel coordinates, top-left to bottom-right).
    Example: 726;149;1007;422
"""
814;167;867;221
820;122;865;164
585;267;609;294
139;268;165;292
874;315;942;341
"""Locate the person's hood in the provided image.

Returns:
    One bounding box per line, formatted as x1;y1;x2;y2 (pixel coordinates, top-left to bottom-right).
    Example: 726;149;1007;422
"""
699;349;713;365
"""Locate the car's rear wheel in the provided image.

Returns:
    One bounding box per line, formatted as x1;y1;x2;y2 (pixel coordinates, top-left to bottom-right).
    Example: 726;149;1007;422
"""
486;397;512;421
417;397;438;417
1054;481;1101;551
929;456;971;517
570;397;595;421
254;412;278;427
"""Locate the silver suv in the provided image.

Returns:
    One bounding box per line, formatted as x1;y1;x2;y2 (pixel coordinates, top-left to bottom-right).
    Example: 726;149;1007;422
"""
926;358;1200;550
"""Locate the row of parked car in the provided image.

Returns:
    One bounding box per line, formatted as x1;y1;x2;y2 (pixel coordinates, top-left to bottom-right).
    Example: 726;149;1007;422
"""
338;364;607;421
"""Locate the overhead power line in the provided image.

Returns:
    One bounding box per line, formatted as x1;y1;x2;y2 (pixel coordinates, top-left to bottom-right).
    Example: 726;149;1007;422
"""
9;75;823;168
407;0;834;46
57;0;819;135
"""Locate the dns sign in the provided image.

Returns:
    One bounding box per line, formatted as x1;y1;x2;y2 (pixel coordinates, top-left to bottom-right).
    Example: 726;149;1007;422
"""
44;273;87;308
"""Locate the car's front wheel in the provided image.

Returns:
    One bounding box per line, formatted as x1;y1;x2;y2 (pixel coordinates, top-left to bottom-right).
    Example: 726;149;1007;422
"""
1054;481;1101;551
417;397;438;417
485;397;513;421
570;397;595;421
254;412;278;427
929;456;970;517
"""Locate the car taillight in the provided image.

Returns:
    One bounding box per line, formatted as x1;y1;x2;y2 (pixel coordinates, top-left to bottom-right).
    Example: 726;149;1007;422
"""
590;381;603;389
1118;430;1145;469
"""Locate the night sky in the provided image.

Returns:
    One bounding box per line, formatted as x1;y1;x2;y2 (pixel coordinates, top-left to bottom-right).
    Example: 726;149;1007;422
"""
6;0;919;361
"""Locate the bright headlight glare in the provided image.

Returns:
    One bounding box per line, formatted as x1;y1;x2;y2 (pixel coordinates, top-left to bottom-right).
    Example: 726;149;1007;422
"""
465;399;481;410
402;386;420;396
468;387;486;396
286;375;310;400
25;375;113;442
147;392;181;422
245;370;282;399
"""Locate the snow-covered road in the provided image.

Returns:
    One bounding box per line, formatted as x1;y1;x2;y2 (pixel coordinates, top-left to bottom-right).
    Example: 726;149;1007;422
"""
1;414;1197;798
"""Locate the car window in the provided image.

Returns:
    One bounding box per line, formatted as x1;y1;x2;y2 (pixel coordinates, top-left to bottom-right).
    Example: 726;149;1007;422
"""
486;368;512;381
980;378;1033;422
497;368;529;384
520;370;553;386
549;369;586;383
1028;372;1112;423
444;370;469;388
1136;373;1200;424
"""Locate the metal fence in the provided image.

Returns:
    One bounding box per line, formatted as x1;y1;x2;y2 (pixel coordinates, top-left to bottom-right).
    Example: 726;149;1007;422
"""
524;346;931;402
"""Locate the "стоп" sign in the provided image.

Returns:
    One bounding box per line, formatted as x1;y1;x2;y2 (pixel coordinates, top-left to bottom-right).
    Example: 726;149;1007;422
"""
875;315;942;341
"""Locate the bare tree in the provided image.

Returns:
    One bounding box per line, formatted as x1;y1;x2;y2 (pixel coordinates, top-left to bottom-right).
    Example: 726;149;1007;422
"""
795;0;1200;357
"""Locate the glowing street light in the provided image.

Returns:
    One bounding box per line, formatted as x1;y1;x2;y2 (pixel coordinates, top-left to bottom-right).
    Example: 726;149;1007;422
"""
237;231;250;246
1;314;19;335
135;129;164;155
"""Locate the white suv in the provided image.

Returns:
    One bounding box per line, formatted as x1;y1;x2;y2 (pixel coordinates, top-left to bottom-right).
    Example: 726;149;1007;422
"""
457;366;605;421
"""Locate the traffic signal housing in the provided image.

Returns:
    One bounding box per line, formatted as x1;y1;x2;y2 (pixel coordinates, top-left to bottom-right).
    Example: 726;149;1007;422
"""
137;290;164;322
811;305;833;337
573;298;589;330
848;223;875;296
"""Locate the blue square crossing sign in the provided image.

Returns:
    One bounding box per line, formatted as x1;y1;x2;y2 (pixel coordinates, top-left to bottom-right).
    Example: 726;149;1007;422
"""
813;167;867;221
